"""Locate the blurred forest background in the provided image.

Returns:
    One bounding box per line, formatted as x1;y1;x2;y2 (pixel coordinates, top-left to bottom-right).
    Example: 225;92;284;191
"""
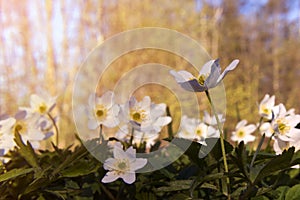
0;0;299;146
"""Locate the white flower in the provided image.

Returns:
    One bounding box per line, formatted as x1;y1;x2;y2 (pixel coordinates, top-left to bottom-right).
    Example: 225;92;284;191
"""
259;94;275;120
170;59;239;92
0;117;16;156
270;104;300;142
102;144;147;184
231;120;256;144
10;112;47;149
259;122;273;137
120;96;171;133
21;93;56;116
203;111;225;126
87;91;120;129
177;115;219;145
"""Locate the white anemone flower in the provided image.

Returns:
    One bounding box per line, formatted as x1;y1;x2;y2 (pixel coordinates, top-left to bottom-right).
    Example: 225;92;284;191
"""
259;122;274;137
120;96;171;133
203;111;225;126
0;117;16;156
21;93;56;116
231;120;256;144
270;104;300;142
177;115;219;145
102;144;147;184
87;91;120;129
10;112;47;149
170;59;239;92
259;94;275;120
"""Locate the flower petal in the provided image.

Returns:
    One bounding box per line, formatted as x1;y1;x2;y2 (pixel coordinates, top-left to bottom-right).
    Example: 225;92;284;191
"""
121;172;135;184
217;59;239;83
130;158;147;171
102;171;119;183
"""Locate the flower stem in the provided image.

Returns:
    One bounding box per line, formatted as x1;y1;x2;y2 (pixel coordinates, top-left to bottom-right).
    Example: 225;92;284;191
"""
205;90;230;197
99;124;103;143
47;113;59;147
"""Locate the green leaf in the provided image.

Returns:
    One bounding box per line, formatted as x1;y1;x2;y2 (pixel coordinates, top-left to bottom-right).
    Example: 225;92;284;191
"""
250;196;269;200
171;138;205;166
275;186;290;200
14;132;40;169
60;160;99;178
253;147;295;184
285;184;300;200
170;193;192;200
0;168;33;182
155;180;192;192
190;172;224;195
136;192;157;200
209;138;234;162
231;141;250;181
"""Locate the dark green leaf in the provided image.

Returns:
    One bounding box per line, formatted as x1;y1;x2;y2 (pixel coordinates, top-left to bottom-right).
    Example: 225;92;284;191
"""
0;168;33;182
14;132;40;169
253;147;295;184
285;184;300;200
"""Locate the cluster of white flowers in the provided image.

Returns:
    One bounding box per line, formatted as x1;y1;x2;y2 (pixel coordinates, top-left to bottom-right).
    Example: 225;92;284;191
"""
87;92;172;147
257;94;300;154
88;92;171;184
177;111;223;145
0;93;56;160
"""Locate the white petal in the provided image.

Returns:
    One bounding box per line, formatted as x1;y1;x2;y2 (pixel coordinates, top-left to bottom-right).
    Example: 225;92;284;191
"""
236;120;247;130
170;70;195;82
88;119;99;130
103;158;117;170
153;116;172;127
113;145;127;159
0;117;16;130
125;146;136;158
244;124;257;134
141;96;151;111
199;60;216;74
121;172;135;184
101;91;114;108
30;94;44;108
217;59;239;83
102;171;119;183
131;158;147;171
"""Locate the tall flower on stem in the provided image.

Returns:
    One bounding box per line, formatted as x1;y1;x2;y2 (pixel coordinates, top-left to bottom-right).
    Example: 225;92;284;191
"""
170;59;239;198
170;59;239;92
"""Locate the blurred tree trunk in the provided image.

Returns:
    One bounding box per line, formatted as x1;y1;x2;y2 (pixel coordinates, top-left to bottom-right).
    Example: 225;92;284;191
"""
45;0;56;95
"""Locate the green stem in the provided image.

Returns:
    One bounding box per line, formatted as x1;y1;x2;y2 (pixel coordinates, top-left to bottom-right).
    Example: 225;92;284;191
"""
205;90;230;198
47;113;59;147
129;127;134;146
99;124;103;143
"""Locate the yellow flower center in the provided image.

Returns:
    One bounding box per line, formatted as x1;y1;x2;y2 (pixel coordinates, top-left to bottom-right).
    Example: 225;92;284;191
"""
13;121;27;134
195;128;203;137
237;130;245;138
197;74;209;85
95;105;107;121
114;159;130;175
38;103;48;114
130;108;147;123
260;105;271;116
276;119;290;135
